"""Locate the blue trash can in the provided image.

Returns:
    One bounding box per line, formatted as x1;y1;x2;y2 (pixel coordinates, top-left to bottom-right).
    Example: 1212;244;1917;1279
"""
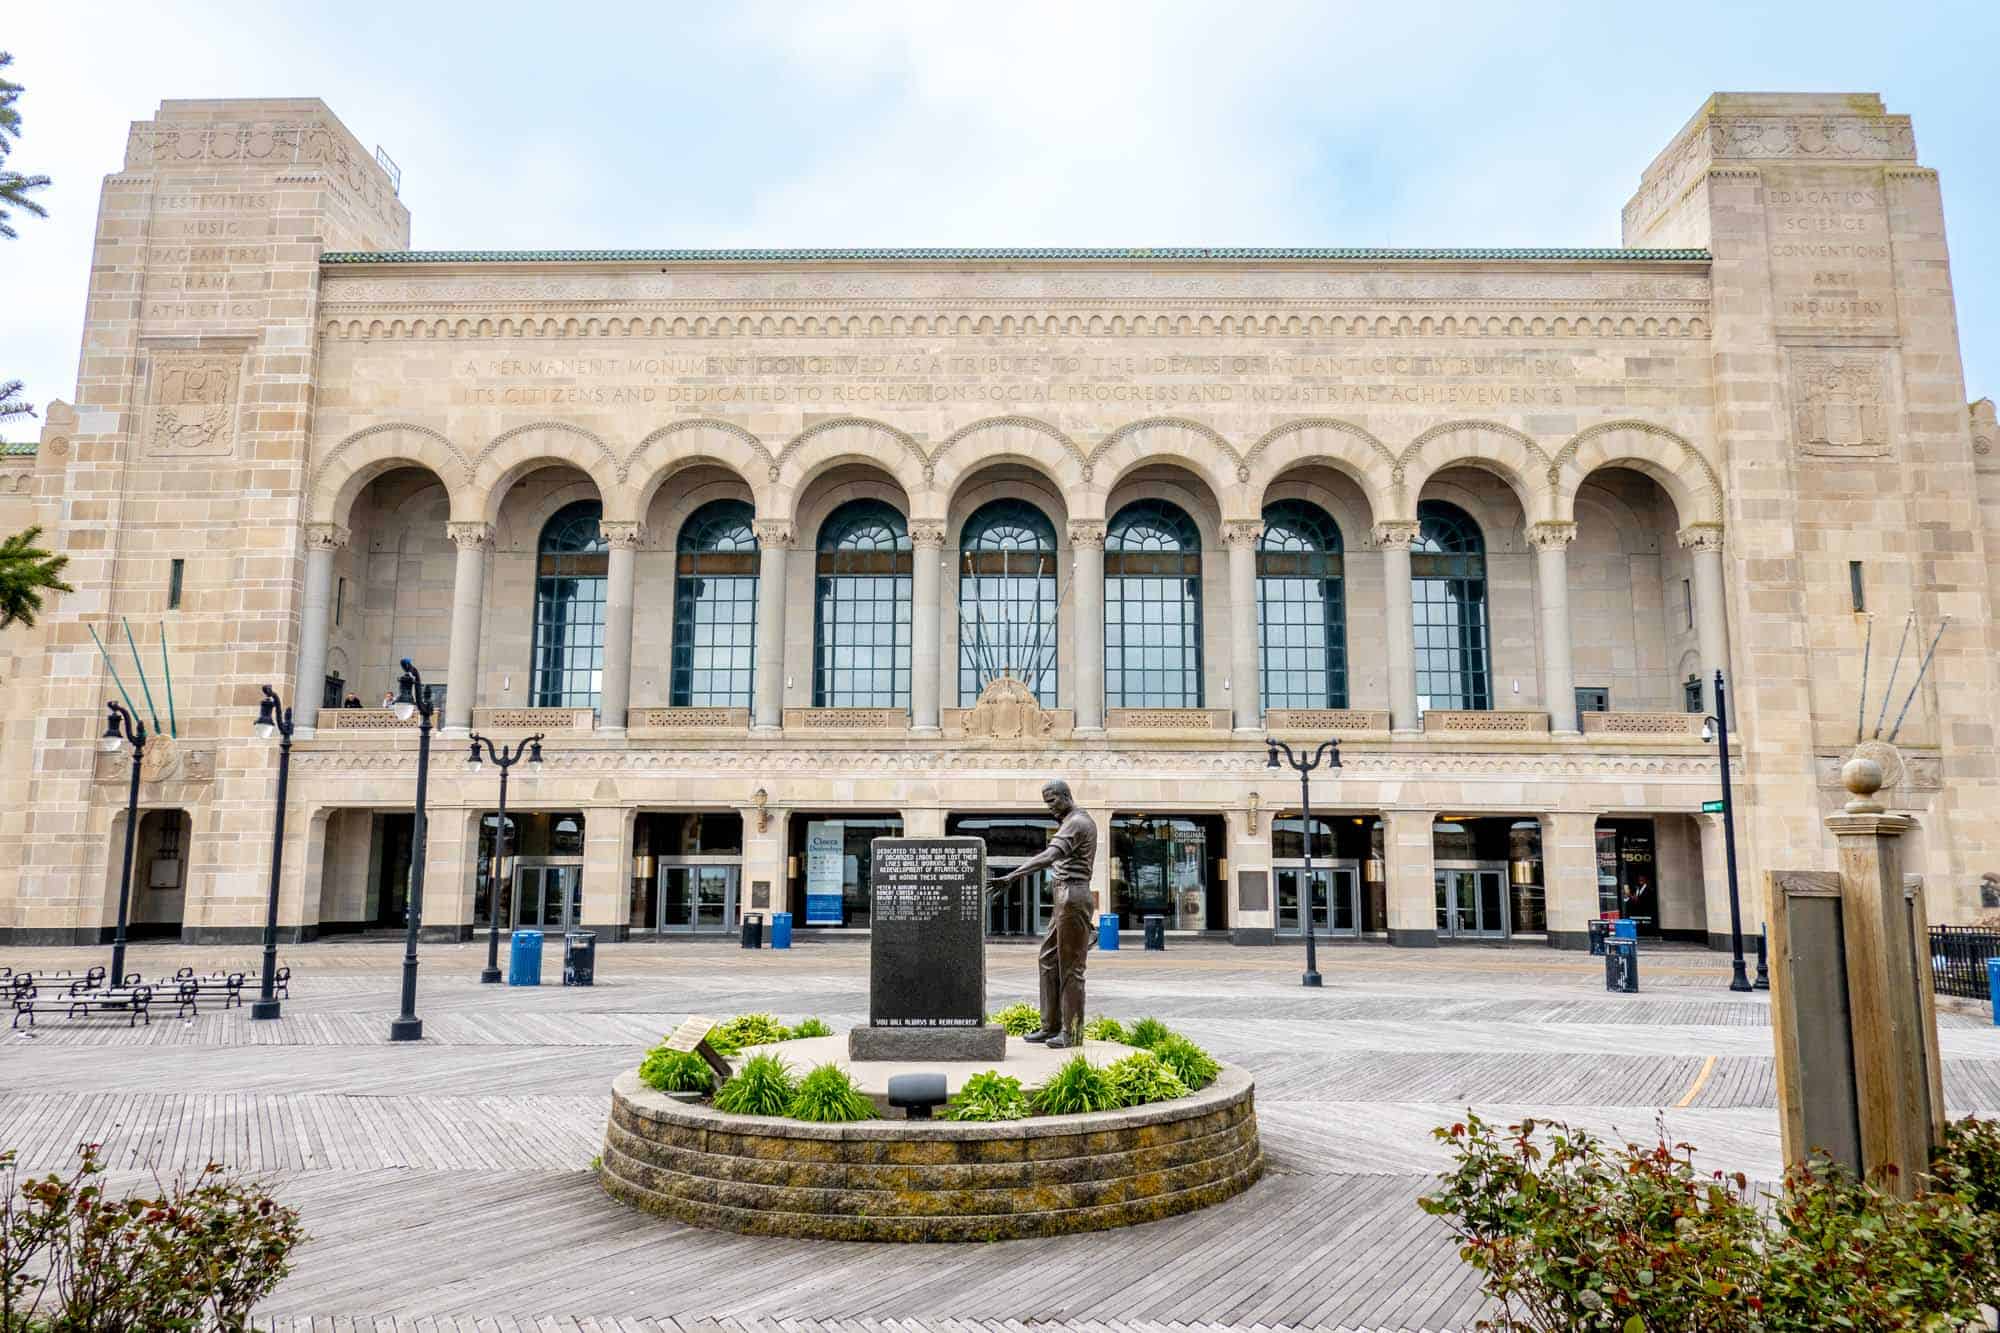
1612;919;1638;943
1987;958;2000;1027
771;912;793;950
508;929;543;986
1098;913;1120;951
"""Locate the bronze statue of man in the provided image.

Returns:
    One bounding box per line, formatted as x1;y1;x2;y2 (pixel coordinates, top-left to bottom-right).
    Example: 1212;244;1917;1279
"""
989;780;1097;1048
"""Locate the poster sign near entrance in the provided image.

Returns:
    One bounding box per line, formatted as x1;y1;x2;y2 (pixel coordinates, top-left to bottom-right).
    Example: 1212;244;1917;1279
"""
804;821;845;924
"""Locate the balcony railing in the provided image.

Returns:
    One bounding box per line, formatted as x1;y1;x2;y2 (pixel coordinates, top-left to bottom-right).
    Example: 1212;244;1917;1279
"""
471;707;594;732
316;708;414;730
1105;708;1233;735
782;707;911;735
1421;709;1550;737
1263;708;1392;736
1580;710;1707;740
629;707;751;735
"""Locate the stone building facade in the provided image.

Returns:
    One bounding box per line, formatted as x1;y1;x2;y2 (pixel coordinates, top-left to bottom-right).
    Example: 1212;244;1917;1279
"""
1;92;1994;950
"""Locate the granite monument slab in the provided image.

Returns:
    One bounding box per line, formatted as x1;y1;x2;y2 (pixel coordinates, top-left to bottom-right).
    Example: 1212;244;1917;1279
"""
848;836;1006;1061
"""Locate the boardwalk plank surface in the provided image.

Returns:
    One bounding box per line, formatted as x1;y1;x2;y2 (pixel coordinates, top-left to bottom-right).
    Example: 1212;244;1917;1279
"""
5;937;1996;1333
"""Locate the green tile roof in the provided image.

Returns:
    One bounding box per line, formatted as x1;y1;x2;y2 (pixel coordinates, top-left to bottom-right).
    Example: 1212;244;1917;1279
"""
0;441;36;457
323;246;1709;265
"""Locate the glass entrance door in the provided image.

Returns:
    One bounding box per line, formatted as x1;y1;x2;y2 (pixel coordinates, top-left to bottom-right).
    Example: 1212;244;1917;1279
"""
513;863;583;931
1275;863;1360;936
986;859;1052;937
660;864;738;932
1435;864;1509;938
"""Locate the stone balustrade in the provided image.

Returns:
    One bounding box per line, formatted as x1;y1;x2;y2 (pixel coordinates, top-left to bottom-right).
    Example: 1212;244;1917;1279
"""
1105;708;1233;735
1420;709;1551;737
316;708;415;730
1580;710;1707;740
471;707;595;732
628;707;752;736
1263;708;1392;737
781;707;912;736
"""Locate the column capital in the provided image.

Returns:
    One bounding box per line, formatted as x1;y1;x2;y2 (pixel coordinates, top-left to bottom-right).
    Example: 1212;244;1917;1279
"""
1221;519;1265;549
303;521;351;551
1526;520;1577;552
753;519;795;548
1676;522;1726;553
1372;519;1421;550
599;521;646;550
446;521;494;551
1067;519;1107;550
909;521;948;550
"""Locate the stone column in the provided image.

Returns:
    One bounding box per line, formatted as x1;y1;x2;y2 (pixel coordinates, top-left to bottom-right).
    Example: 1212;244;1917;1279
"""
292;522;347;737
1069;521;1107;734
752;521;792;733
1529;521;1579;736
1223;520;1264;732
441;522;492;737
597;522;643;736
1374;521;1422;735
1679;524;1730;694
909;522;947;735
1088;804;1115;918
1541;811;1600;949
1382;807;1436;946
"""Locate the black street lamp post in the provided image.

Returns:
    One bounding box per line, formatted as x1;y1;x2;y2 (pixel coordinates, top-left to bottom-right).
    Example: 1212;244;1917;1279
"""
1265;736;1342;989
98;701;146;987
1701;668;1753;993
467;731;544;984
251;686;294;1020
390;659;435;1041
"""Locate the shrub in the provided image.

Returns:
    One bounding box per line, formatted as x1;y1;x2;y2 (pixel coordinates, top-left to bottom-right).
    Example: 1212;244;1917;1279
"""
943;1070;1031;1122
1033;1054;1122;1115
1150;1033;1220;1090
638;1046;714;1093
1104;1050;1188;1105
1;1143;306;1331
1937;1113;2000;1215
786;1016;834;1040
787;1063;874;1123
707;1012;789;1054
1419;1112;2000;1333
1083;1015;1128;1043
713;1053;797;1116
989;1001;1042;1036
1125;1016;1173;1049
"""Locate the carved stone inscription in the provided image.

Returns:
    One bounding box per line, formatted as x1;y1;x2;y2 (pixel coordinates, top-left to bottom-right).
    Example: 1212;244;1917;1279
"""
1766;185;1894;334
141;352;241;457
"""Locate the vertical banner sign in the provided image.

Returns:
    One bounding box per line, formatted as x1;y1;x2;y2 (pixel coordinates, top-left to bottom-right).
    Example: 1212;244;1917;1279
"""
805;821;846;925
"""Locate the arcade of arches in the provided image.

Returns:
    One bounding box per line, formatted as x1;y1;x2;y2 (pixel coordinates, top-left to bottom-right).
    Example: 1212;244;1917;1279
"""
3;92;1995;952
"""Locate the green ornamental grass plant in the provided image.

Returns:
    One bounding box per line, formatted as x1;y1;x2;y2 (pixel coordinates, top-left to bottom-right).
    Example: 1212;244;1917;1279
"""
714;1052;797;1116
787;1063;875;1123
637;1045;714;1093
785;1016;834;1040
1125;1016;1173;1049
1033;1053;1122;1115
1149;1033;1220;1090
989;1001;1041;1036
943;1070;1032;1122
1104;1050;1188;1105
1082;1015;1128;1043
706;1012;789;1054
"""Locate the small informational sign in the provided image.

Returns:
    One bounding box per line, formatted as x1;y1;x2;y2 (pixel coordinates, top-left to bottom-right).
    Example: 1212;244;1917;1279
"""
805;821;845;925
1702;799;1726;814
867;837;985;1029
663;1013;732;1082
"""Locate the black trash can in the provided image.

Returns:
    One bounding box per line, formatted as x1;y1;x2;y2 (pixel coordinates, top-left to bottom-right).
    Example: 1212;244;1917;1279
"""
1604;938;1638;993
1143;915;1166;951
740;914;763;950
563;931;597;987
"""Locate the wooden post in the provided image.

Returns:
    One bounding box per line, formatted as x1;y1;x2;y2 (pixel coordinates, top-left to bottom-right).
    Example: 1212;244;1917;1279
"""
1769;751;1943;1197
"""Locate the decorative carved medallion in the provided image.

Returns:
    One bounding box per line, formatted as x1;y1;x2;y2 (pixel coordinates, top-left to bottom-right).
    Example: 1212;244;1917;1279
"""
141;353;242;458
962;676;1057;742
1792;350;1891;458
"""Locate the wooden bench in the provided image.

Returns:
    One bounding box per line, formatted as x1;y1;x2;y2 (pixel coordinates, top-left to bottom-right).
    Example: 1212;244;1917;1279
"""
13;984;153;1029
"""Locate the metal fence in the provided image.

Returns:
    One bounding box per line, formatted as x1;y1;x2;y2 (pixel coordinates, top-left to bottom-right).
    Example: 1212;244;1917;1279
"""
1930;925;2000;999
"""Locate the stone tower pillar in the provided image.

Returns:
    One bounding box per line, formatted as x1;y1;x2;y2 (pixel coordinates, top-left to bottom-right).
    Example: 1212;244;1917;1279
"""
1625;95;1999;923
10;100;409;942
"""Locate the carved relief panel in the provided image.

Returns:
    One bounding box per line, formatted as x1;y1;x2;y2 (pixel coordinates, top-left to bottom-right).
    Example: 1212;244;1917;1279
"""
1790;348;1892;458
140;350;245;458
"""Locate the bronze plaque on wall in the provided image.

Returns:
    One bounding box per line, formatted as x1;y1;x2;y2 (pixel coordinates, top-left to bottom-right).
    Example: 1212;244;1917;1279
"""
1238;869;1269;913
751;880;770;909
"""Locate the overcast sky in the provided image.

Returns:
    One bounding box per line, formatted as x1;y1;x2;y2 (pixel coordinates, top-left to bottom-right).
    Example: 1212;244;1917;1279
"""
4;1;1998;430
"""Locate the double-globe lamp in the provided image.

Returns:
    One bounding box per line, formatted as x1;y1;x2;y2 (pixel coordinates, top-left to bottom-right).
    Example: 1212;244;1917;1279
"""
467;731;544;984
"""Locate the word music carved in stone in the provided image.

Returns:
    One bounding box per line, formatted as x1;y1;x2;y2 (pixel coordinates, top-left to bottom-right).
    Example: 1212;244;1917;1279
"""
1792;350;1891;458
142;353;241;458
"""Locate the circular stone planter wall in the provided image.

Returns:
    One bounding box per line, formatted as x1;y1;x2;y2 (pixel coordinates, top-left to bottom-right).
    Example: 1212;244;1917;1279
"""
599;1065;1262;1242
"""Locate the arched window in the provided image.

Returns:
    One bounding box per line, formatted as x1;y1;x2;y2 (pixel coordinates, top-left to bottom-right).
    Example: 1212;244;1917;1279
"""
531;501;608;708
1412;499;1491;711
671;499;759;708
814;499;912;708
1105;499;1203;708
1258;499;1347;710
958;499;1059;706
